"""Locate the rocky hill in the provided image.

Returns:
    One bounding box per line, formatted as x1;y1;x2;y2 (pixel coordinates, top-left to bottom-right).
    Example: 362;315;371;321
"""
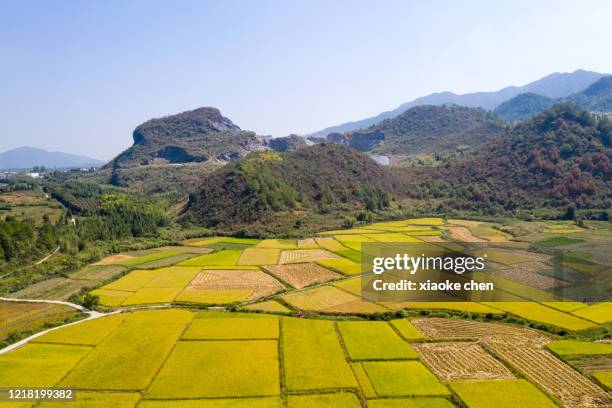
107;107;265;169
326;105;506;155
267;135;309;152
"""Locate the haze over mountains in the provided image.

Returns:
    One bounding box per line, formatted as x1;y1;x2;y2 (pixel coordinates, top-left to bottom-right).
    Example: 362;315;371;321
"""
0;147;103;170
307;69;609;137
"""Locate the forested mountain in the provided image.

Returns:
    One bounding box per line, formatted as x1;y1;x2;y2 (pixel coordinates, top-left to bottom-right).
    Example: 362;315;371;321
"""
325;105;505;155
307;70;607;137
107;107;266;169
0;147;103;170
494;93;555;122
185;144;392;233
567;76;612;112
398;104;611;216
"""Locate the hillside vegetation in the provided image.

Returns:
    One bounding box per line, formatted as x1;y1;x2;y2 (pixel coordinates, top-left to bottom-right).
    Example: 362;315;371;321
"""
327;105;506;155
185;144;392;233
494;93;555;122
399;104;611;217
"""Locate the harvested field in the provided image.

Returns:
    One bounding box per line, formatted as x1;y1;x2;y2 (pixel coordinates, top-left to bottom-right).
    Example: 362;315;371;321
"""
265;263;341;288
279;249;339;264
487;261;568;289
471;248;550;265
450;379;557;408
282;285;386;313
488;341;611;408
411;318;550;346
414;342;514;381
282;318;357;391
297;238;317;248
443;226;486;242
571;356;612;373
237;248;280;265
417;235;446;243
185;269;284;301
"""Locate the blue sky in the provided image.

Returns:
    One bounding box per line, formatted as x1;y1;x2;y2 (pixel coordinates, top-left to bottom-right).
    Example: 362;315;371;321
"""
1;0;611;159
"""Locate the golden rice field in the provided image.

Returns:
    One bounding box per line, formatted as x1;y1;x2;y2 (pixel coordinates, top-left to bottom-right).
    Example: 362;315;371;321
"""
2;218;611;407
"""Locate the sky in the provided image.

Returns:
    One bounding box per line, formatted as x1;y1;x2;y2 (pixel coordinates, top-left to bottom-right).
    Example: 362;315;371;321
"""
1;0;611;160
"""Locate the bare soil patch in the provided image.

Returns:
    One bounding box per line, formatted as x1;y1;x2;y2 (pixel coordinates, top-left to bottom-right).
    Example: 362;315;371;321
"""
297;238;317;248
488;261;569;289
414;342;514;381
264;263;342;289
94;254;134;265
443;226;487;242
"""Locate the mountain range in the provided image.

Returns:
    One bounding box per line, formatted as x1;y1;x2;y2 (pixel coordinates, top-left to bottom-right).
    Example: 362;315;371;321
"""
0;147;103;170
306;69;608;137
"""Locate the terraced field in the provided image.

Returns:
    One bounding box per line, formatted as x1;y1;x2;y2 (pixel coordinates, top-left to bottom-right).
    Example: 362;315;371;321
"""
1;217;610;407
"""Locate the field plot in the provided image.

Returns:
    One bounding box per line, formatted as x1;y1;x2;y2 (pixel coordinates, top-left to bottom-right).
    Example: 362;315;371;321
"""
244;300;291;313
297;238;318;248
138;398;281;408
33;313;126;346
10;277;90;301
279;249;339;264
178;249;242;266
114;251;182;267
389;319;425;340
186;237;260;247
68;264;126;281
571;356;612;374
0;343;91;387
0;301;79;341
265;263;341;288
334;234;376;251
177;269;284;303
122;287;183;305
315;237;349;251
362;361;449;397
101;269;159;292
337;321;418;360
450;379;557;408
89;288;132;306
414;342;514;381
363;233;422;243
484;302;596;331
486;261;567;289
411;318;549;346
366;398;454;408
146;340;279;398
593;371;612;390
282;285;387;313
443;226;486;242
38;392;141;408
282;318;357;391
60;309;194;390
256;239;297;249
286;393;360;408
406;218;444;226
316;258;363;275
487;342;611;407
572;302;612;324
182;317;278;340
237;248;280;265
546;340;612;357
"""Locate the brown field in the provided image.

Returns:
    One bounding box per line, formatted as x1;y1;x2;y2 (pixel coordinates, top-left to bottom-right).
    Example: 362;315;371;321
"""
278;249;340;264
488;261;568;289
414;342;515;381
412;318;550;346
94;254;135;265
418;235;446;243
282;285;387;314
571;356;612;373
443;226;487;242
187;269;285;300
10;277;88;301
489;341;610;408
297;238;317;248
264;263;342;289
